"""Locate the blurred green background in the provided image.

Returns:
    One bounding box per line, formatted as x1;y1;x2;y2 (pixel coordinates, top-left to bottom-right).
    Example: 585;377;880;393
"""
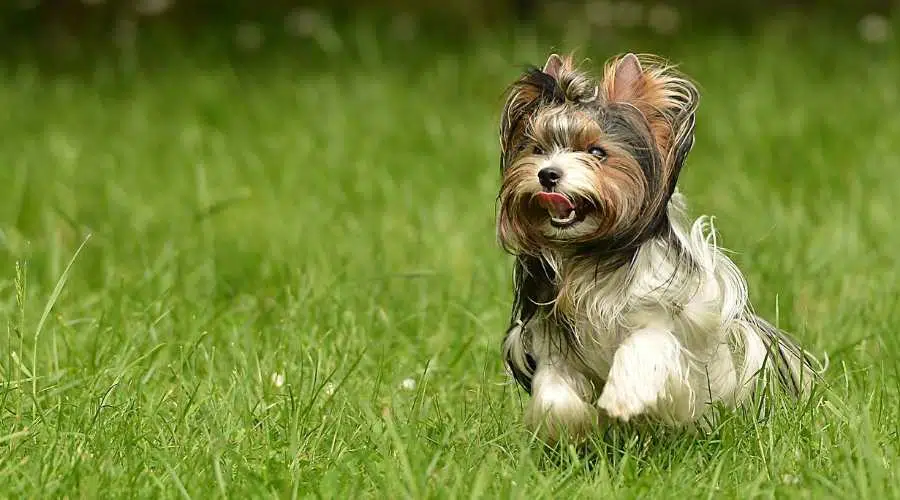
0;1;898;498
1;0;896;60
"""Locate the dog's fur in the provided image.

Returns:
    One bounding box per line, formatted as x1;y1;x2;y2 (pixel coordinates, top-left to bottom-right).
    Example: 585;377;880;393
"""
496;52;824;444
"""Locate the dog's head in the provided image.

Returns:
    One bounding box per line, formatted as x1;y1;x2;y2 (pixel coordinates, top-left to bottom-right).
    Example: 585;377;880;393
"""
497;52;699;256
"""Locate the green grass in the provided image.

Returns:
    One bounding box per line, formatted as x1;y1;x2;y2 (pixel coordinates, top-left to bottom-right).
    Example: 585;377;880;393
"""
1;14;899;499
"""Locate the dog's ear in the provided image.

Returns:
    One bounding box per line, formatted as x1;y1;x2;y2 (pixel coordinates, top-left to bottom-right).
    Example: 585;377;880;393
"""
542;53;564;78
603;53;699;185
609;53;644;102
499;60;564;170
499;52;597;170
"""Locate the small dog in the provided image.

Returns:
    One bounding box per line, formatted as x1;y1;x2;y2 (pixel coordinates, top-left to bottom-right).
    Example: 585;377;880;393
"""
496;52;823;444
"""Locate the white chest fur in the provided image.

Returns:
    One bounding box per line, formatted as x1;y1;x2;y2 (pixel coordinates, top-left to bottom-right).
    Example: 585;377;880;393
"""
515;208;765;440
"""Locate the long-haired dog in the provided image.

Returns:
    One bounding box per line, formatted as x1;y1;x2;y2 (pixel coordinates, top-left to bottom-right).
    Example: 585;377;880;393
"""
497;52;824;444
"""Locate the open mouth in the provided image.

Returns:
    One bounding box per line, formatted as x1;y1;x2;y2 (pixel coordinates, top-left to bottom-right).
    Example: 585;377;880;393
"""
535;191;579;227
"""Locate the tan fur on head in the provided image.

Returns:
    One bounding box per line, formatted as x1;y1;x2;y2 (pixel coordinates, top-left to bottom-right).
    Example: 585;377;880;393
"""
497;51;699;257
542;53;599;103
499;53;599;172
500;51;698;177
601;53;700;180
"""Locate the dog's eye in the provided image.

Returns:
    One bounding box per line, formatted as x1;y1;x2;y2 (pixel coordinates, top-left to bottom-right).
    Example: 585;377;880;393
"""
532;145;545;155
587;146;607;159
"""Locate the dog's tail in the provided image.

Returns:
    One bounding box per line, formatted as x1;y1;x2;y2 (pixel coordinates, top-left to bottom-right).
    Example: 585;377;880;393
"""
736;315;827;410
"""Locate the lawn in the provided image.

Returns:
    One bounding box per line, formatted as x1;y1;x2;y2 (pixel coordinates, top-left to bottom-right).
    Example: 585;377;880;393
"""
1;12;898;499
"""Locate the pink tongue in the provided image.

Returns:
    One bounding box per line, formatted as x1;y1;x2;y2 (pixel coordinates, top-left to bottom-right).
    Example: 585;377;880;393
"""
536;192;575;218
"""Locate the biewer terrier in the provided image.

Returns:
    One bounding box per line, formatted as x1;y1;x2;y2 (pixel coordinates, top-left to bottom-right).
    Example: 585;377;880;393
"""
496;52;824;444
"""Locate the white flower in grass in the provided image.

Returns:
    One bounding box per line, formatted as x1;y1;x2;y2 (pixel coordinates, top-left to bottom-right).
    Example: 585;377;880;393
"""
400;378;416;391
271;372;285;388
782;474;800;485
323;382;336;396
859;14;891;44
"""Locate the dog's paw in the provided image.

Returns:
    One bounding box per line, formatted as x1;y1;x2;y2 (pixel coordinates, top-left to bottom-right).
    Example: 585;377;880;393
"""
596;382;659;422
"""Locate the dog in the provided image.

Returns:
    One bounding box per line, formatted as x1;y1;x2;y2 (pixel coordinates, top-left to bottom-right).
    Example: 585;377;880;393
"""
496;52;824;444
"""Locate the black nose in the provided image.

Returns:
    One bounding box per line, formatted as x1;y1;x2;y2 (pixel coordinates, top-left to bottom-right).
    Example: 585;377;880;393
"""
538;166;563;188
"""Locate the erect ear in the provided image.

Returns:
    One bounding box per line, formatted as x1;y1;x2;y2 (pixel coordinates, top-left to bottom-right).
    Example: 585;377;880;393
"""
500;56;568;170
542;53;564;79
609;53;644;102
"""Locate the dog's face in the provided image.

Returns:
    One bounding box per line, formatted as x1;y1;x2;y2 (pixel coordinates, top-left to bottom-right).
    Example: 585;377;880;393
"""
497;53;699;255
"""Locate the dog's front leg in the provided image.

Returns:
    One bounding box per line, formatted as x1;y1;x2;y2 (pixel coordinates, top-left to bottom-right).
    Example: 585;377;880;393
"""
518;318;601;444
525;360;600;444
597;327;691;422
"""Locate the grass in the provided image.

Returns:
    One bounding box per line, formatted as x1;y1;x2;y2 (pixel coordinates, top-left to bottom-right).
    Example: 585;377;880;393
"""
1;12;899;499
